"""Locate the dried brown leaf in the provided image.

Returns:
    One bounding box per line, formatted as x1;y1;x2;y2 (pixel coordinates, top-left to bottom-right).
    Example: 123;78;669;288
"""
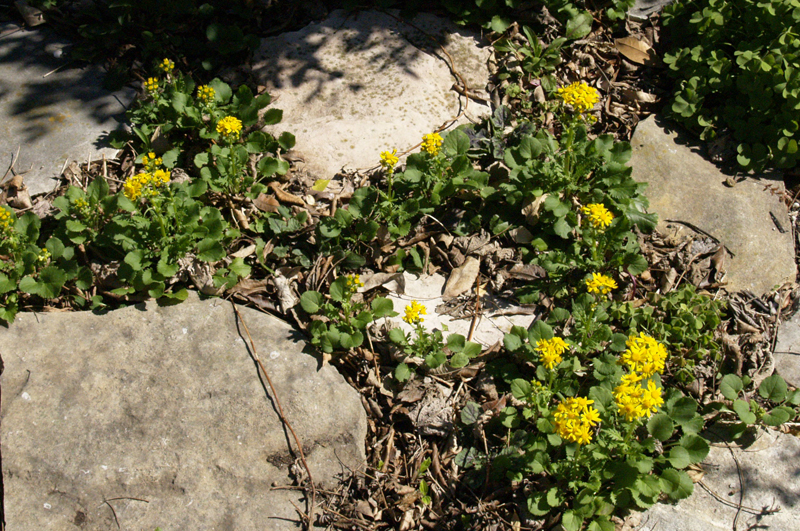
615;37;658;66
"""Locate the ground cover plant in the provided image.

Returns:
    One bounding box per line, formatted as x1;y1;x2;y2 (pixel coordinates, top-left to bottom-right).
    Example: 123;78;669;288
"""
3;1;800;530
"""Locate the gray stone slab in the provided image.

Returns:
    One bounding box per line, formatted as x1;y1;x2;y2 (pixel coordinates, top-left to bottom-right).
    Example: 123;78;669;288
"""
633;429;800;531
630;115;796;295
1;293;366;530
774;310;800;387
629;0;677;21
252;9;491;180
0;23;134;196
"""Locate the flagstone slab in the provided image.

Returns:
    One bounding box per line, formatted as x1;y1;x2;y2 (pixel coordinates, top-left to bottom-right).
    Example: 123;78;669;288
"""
0;293;366;530
251;9;491;180
632;428;800;531
773;309;800;388
630;115;796;295
0;23;134;196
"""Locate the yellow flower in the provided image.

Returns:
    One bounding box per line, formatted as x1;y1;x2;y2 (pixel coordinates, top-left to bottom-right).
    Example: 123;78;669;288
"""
158;58;175;74
614;377;663;422
345;274;363;290
553;397;600;445
380;149;399;173
145;77;159;93
217;116;243;139
581;203;614;229
403;300;427;325
73;198;88;210
123;171;170;201
585;273;617;295
557;82;599;113
197;85;216;104
37;247;51;264
621;332;667;377
0;207;13;232
535;336;569;370
421;133;443;156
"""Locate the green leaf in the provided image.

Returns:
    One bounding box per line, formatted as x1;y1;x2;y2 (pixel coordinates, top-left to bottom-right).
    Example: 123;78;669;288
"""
209;78;232;104
389;327;407;345
758;374;788;402
461;401;481;425
395;362;411;382
733;399;757;424
511;379;532;401
161;147;180;168
450;352;470;368
19;267;66;299
443;129;471;156
300;291;323;314
761;406;793;426
720;374;744;400
679;434;709;464
339;330;364;349
503;329;524;351
124;250;145;271
328;277;347;303
561;510;582;531
647;413;674;441
278;131;296;151
528;492;550;516
565;11;593;40
667;446;691;469
371;297;396;318
546;487;563;508
528;320;554;344
446;333;466;352
196;238;225;262
660;468;694;500
263;108;283;125
194;152;210;168
15;212;40;242
463;341;481;358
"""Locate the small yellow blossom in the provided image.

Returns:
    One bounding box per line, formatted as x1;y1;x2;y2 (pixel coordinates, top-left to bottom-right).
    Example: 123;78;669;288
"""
37;247;51;264
158;58;175;74
581;203;614;229
557;82;600;113
380;149;399;174
123;171;170;201
145;77;159;93
73;198;88;210
535;336;569;370
0;207;13;232
621;332;667;377
585;273;617;295
216;116;243;139
553;396;600;445
614;377;663;422
197;85;216;104
421;133;443;156
345;274;363;290
403;300;427;325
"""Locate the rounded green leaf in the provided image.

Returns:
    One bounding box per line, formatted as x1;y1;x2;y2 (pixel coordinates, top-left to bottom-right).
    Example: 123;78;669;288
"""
761;406;792;426
758;374;788;402
733;399;757;424
328;277;347;303
667;446;691;469
299;291;323;314
647;413;675;442
394;362;411;382
371;297;396;318
679;434;709;464
449;352;470;369
660;468;694;500
510;379;532;401
720;374;743;400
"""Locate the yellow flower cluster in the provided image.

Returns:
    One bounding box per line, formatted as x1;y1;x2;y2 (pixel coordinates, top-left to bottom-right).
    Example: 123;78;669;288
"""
581;203;614;229
535;336;569;370
197;85;216;104
621;332;667;377
403;300;427;325
37;247;51;264
557;82;599;113
0;207;12;233
73;198;88;210
421;133;443;156
142;152;162;171
345;274;363;290
380;149;399;174
553;397;600;445
145;77;159;93
216;116;243;139
158;58;174;74
585;273;617;295
123;169;171;201
614;373;664;422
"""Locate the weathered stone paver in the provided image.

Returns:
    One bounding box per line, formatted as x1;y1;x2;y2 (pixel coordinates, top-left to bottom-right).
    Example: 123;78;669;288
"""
773;310;800;387
0;23;134;196
630;115;796;295
1;293;366;530
252;9;491;180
